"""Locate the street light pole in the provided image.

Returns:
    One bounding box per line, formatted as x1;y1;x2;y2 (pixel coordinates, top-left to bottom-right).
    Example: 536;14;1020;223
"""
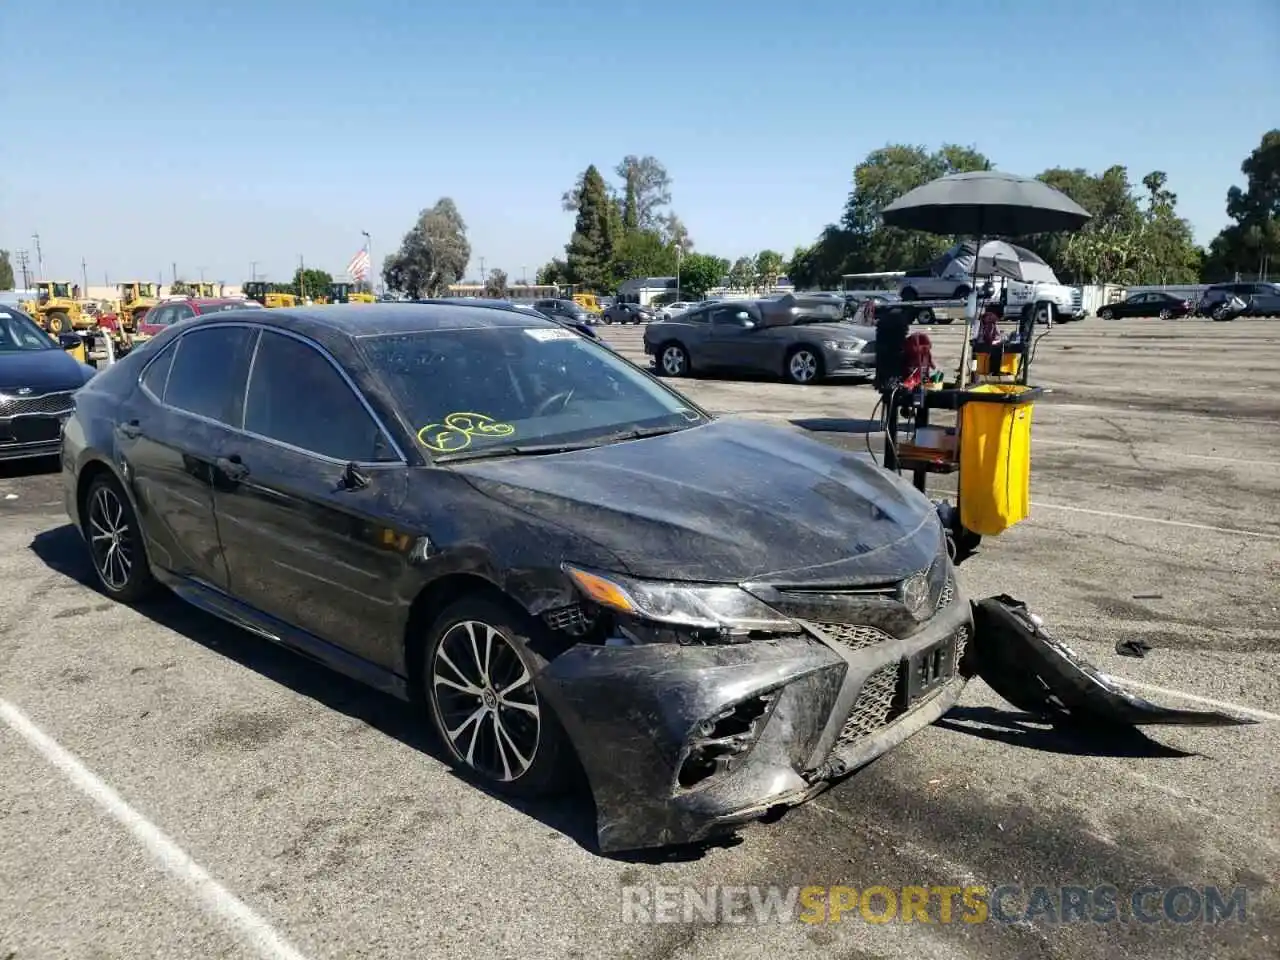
31;233;43;279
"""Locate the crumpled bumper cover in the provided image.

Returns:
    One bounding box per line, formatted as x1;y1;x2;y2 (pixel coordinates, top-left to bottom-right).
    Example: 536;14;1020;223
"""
537;596;973;853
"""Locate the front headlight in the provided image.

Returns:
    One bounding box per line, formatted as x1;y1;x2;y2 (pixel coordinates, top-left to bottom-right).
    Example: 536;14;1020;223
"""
564;564;796;634
822;339;864;352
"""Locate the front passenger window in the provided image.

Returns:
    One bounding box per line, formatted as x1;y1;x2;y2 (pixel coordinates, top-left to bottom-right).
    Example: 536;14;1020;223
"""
244;331;397;463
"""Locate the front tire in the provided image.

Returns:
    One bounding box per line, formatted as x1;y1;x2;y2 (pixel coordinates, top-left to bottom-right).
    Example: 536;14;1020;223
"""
785;346;823;385
47;311;69;334
916;308;936;324
83;472;157;603
1098;307;1114;320
1158;308;1172;320
423;595;572;798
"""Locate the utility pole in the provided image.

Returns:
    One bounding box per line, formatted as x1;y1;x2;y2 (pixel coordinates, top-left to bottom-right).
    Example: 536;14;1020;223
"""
31;233;43;279
16;250;31;290
172;262;177;285
675;243;682;299
81;258;88;297
299;254;305;299
199;266;206;283
250;261;259;283
522;265;527;285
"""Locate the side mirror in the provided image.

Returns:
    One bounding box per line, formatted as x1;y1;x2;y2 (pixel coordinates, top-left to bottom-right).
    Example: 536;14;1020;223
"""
340;461;370;491
58;333;82;351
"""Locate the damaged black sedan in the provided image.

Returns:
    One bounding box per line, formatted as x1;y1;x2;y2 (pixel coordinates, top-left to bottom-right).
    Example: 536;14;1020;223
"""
62;302;972;852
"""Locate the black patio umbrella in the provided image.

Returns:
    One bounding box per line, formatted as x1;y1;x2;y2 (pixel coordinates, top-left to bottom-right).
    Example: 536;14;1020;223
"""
880;170;1091;386
880;170;1092;236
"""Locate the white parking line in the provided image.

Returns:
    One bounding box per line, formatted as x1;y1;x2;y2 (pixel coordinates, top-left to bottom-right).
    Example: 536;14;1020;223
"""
1033;437;1280;468
1030;501;1280;541
1109;680;1280;724
0;698;311;960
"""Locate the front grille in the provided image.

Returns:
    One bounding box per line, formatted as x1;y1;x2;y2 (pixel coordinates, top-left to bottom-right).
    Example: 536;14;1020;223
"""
814;622;894;652
834;662;903;745
0;391;74;417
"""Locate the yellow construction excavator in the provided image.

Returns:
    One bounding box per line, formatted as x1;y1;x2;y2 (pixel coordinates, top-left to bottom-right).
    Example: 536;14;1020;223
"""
116;281;161;330
328;282;376;304
19;280;86;333
242;281;298;308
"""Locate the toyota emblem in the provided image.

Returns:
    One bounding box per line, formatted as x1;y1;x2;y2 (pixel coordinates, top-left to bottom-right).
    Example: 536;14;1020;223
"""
16;387;32;396
899;573;932;620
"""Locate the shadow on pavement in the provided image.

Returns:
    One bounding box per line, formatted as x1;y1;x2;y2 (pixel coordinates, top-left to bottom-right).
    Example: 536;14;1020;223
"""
790;417;882;434
30;522;717;860
937;704;1195;758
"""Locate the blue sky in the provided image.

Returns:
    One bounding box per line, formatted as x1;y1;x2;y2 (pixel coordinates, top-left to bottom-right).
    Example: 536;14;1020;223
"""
3;0;1277;288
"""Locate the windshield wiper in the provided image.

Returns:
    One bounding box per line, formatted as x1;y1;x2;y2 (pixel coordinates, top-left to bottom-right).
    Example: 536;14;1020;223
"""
433;424;693;463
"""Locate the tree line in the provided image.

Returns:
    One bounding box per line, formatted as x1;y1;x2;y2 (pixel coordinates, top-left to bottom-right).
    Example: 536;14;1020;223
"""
787;129;1279;290
374;130;1277;300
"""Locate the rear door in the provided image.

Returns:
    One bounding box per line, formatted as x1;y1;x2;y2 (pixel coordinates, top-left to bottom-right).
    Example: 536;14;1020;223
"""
210;328;409;669
121;324;258;588
1249;283;1280;315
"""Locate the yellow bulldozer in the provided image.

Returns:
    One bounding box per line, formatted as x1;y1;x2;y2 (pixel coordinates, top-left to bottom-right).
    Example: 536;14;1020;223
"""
328;282;376;304
19;280;86;334
115;281;160;330
242;281;298;308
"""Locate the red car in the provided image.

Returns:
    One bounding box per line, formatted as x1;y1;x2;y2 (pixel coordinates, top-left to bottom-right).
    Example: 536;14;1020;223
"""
133;297;262;340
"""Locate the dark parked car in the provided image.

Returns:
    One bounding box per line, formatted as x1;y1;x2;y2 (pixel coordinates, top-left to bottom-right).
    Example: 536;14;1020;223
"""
1096;291;1193;320
601;302;655;325
533;298;598;326
642;295;877;384
1;305;96;462
423;298;612;349
62;302;969;852
1196;282;1280;320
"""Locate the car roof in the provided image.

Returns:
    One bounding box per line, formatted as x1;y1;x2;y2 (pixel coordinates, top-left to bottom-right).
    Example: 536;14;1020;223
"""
183;302;557;346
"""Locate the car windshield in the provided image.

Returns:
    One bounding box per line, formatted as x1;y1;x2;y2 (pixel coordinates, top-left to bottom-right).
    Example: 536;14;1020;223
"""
360;325;708;460
0;309;56;352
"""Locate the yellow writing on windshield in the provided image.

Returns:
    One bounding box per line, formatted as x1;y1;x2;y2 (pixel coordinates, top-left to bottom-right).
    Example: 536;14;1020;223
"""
417;412;515;453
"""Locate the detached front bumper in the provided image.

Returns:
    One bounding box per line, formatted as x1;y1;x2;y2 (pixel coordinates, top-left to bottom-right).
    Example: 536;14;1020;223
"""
538;592;972;853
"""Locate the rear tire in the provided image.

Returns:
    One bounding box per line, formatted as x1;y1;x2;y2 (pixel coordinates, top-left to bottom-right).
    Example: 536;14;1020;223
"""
1158;308;1172;320
82;472;158;603
422;595;573;799
658;342;690;377
1098;307;1114;320
916;308;935;324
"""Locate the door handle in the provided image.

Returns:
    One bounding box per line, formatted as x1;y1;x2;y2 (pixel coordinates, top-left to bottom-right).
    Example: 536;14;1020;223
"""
117;419;141;439
215;454;249;481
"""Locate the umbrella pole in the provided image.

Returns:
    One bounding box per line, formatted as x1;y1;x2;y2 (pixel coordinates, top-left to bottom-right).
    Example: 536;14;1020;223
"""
956;232;982;389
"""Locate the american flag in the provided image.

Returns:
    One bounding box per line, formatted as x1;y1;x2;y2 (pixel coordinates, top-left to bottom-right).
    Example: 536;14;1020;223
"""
347;248;370;281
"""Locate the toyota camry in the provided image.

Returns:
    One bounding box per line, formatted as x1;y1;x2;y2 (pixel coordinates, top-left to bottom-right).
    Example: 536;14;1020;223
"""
61;302;971;852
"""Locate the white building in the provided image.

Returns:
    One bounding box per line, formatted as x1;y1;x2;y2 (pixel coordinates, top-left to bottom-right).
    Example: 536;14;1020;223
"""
616;276;678;306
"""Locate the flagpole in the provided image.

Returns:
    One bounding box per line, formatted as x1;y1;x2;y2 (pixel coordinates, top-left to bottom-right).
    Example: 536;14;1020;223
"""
361;230;372;294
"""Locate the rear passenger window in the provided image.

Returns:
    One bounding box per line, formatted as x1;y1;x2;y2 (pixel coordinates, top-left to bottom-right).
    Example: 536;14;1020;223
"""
243;331;397;462
140;342;176;399
164;326;258;424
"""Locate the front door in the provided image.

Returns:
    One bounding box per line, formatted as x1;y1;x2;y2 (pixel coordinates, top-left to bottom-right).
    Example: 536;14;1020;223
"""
704;304;767;368
210;329;409;670
121;325;258;588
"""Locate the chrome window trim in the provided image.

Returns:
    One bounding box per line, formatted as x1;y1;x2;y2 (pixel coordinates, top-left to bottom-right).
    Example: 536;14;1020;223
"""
137;320;408;467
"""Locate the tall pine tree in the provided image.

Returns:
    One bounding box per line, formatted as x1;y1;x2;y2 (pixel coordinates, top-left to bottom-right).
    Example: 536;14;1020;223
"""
565;165;616;292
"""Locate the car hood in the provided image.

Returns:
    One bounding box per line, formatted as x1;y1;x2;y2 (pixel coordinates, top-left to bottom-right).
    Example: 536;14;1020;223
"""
0;348;88;394
449;419;939;583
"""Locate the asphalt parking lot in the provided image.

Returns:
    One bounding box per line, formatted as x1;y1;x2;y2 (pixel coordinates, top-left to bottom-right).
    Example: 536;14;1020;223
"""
2;316;1277;960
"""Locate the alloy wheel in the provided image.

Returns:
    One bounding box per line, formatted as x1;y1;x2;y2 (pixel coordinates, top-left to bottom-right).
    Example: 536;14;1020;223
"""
789;349;818;383
88;484;134;591
431;620;541;783
661;345;687;375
